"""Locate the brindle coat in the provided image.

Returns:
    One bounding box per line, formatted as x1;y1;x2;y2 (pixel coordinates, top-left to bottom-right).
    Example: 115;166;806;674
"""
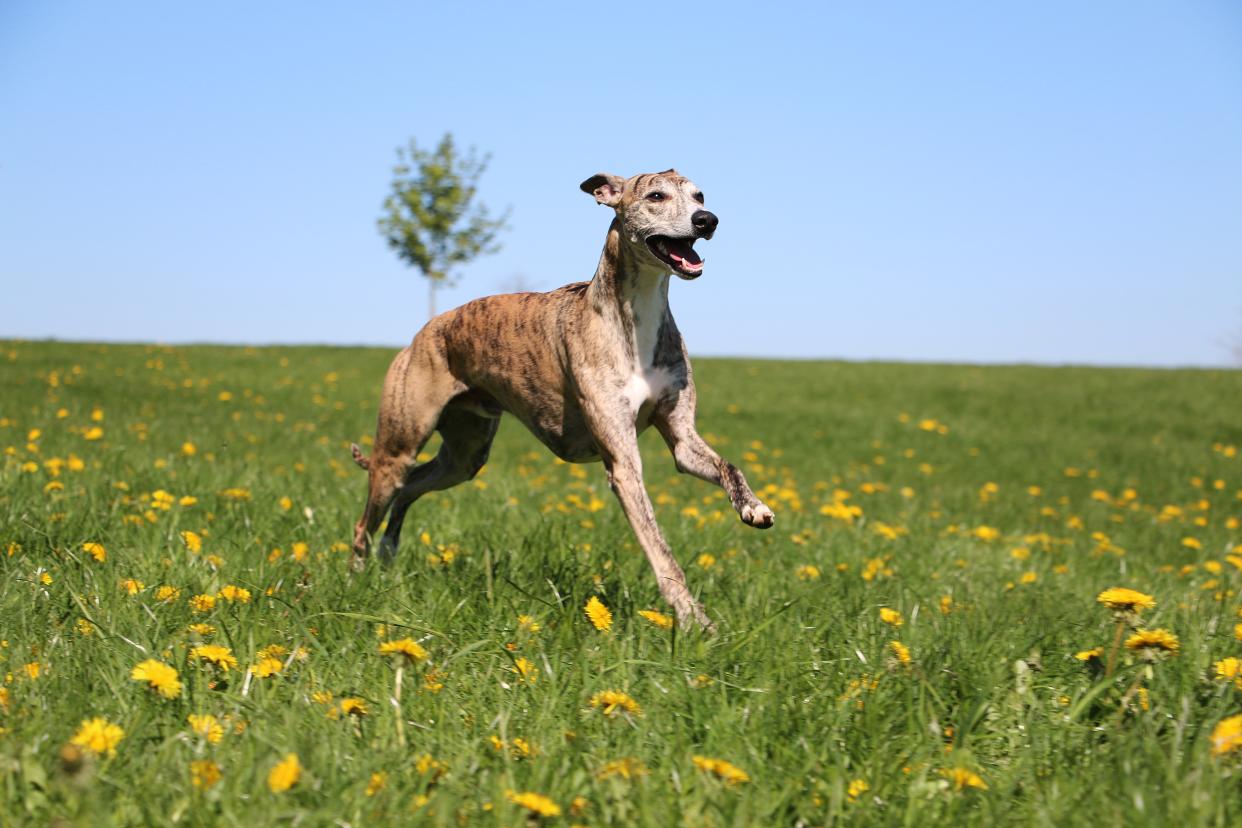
351;170;774;628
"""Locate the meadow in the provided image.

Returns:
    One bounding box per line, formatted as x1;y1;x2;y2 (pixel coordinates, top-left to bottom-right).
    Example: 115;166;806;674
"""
1;339;1240;826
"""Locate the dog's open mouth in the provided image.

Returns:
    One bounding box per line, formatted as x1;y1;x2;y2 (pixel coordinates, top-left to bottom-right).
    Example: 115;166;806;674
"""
647;236;704;277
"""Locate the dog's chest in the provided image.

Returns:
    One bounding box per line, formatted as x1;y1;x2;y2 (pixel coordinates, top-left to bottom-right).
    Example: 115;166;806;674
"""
621;286;677;419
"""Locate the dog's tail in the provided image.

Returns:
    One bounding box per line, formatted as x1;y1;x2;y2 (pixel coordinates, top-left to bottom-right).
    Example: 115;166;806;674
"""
350;443;371;471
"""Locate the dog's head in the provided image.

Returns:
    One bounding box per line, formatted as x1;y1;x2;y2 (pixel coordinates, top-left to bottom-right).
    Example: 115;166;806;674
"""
579;169;717;280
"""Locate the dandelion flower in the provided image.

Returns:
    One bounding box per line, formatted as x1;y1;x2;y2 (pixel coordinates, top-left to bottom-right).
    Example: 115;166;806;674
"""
889;641;911;666
1215;657;1242;688
190;759;221;790
366;771;387;796
585;596;613;632
130;659;182;699
339;697;369;717
71;717;124;757
942;767;988;791
82;542;106;562
1210;714;1242;757
187;713;224;744
511;657;538;684
251;657;283;678
879;607;903;627
597;757;650;780
378;638;428;662
589;690;642;717
1124;629;1180;657
267;753;301;793
517;614;541;633
190;644;238;671
638;609;674;630
506;790;561;817
1096;587;1155;614
1074;647;1103;662
189;594;216;613
692;755;750;785
180;531;203;553
217;584;251;603
154;585;181;603
795;565;821;581
847;778;869;803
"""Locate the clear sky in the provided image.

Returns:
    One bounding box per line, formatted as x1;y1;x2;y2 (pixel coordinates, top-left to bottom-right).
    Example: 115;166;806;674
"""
2;2;1240;366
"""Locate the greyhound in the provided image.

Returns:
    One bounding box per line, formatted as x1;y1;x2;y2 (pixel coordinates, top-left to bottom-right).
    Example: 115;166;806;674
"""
350;169;774;628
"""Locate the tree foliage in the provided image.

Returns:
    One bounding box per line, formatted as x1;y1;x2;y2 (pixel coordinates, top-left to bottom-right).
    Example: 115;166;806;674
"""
377;133;509;316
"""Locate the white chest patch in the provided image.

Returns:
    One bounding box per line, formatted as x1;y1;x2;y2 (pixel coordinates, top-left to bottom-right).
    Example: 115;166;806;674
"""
621;275;677;421
623;366;675;419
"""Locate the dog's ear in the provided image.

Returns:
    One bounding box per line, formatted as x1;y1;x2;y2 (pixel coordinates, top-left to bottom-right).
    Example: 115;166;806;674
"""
580;173;625;207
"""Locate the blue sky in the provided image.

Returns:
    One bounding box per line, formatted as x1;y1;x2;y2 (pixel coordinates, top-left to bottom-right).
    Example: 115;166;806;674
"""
2;2;1240;366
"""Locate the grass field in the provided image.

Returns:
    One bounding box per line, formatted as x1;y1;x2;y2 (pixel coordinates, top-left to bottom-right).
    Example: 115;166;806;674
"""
2;339;1241;826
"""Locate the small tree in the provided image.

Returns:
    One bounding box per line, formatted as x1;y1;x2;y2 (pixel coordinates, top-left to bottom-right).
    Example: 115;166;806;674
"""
378;133;510;319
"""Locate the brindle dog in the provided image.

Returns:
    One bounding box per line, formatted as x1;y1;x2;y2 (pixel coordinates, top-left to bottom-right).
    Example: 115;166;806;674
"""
350;169;774;629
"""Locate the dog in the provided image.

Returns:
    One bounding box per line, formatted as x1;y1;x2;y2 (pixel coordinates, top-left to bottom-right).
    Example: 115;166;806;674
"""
350;169;774;629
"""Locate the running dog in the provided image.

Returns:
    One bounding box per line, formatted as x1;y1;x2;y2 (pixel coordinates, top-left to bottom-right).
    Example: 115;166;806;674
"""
351;169;774;628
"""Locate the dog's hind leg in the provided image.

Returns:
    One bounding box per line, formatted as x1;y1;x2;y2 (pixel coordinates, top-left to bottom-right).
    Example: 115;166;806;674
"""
653;388;774;529
375;407;499;564
351;343;461;570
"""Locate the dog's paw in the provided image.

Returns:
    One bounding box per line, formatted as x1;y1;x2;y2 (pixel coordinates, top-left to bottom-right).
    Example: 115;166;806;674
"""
741;502;775;529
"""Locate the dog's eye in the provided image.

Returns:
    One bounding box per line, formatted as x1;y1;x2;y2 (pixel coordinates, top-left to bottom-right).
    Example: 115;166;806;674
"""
645;191;666;202
693;192;704;204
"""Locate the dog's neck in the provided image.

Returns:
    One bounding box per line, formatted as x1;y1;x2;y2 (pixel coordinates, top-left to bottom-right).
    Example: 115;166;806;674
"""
587;220;671;367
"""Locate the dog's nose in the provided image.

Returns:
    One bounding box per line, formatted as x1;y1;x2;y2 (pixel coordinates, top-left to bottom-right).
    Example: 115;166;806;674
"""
691;210;718;236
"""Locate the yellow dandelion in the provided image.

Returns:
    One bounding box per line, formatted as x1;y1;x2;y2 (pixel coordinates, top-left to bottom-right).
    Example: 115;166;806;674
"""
847;778;869;803
511;657;538;684
1210;714;1242;757
589;690;642;717
82;542;106;562
339;697;369;717
267;753;301;793
1124;629;1180;656
190;759;221;790
378;638;428;662
1096;587;1155;613
217;584;251;603
366;771;387;796
597;757;649;780
1215;657;1242;688
83;426;103;441
130;659;182;699
154;585;181;602
71;717;125;757
942;767;988;791
187;622;215;636
795;564;821;580
507;790;561;817
188;593;216;613
120;578;144;595
190;644;238;671
879;607;903;627
516;614;541;633
889;640;911;665
585;596;613;632
187;713;224;744
1074;647;1103;662
181;442;197;456
692;755;750;785
251;657;283;678
180;530;203;553
638;609;674;630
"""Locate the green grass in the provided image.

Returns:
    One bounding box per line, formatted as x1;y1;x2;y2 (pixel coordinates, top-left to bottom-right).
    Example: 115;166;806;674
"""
2;339;1241;826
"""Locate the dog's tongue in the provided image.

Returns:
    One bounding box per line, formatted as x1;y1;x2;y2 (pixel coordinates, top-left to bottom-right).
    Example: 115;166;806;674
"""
666;240;702;267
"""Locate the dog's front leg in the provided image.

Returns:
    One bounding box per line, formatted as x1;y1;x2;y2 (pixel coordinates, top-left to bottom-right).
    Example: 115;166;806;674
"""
584;406;714;630
654;399;775;529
